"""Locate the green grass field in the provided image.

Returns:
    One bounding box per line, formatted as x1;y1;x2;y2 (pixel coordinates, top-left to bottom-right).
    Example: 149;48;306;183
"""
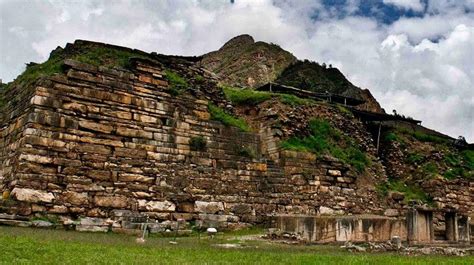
0;226;472;264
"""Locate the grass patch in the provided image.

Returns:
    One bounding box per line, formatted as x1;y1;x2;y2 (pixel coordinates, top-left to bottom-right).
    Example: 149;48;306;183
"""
462;150;474;170
421;162;438;176
208;103;251;132
73;46;149;69
378;179;433;205
164;70;189;96
441;150;474;180
3;45;155;96
280;119;370;172
405;153;424;164
384;132;400;142
278;94;316;107
335;104;354;117
222;86;315;107
412;131;448;144
223;86;272;105
1;227;472;265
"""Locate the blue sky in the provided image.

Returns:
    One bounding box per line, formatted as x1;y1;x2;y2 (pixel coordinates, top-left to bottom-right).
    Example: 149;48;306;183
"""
1;0;473;141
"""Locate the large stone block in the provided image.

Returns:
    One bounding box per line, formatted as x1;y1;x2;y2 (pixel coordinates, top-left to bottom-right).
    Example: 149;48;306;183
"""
118;173;154;183
78;120;113;134
195;201;224;214
11;188;55;203
138;200;176;212
61;191;89;205
116;127;153;139
94;196;128;208
18;154;53;164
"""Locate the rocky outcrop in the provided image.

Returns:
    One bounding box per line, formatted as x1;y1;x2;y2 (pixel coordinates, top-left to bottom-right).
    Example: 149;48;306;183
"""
200;34;297;88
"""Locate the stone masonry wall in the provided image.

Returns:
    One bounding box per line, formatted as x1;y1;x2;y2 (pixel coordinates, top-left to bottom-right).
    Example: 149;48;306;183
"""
0;54;471;232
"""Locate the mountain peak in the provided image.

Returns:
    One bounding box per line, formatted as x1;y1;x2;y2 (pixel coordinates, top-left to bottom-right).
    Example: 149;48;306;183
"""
220;34;255;50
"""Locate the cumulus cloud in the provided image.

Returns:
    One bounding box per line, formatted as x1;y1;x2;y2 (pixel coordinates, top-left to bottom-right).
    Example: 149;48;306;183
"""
383;0;425;12
0;0;473;141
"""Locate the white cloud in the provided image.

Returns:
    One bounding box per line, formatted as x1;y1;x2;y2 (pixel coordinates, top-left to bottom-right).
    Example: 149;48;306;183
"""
383;0;425;12
0;0;473;141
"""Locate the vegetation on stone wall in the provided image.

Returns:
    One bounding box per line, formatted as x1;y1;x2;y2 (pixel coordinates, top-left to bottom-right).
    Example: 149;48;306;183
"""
377;178;433;205
443;150;474;180
280;118;370;172
383;128;473;180
3;44;154;94
164;70;189;96
208;103;251;132
222;86;315;107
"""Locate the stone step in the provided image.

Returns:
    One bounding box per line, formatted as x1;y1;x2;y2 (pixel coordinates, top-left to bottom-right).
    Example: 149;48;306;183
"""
0;219;32;227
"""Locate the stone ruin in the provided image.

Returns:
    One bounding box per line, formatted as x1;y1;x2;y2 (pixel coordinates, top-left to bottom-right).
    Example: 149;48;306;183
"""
273;207;470;245
0;41;472;243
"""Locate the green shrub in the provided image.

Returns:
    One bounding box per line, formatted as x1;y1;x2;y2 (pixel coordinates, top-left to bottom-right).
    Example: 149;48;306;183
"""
422;162;438;175
194;75;204;82
444;153;461;166
441;150;474;180
406;153;424;164
189;136;207;151
384;132;399;142
461;150;474;170
280;118;370;172
165;70;188;95
385;179;433;204
208;103;250;132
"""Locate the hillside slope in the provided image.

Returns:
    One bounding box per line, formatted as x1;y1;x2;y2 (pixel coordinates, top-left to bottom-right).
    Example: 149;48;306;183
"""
200;35;383;113
200;35;297;88
276;60;384;113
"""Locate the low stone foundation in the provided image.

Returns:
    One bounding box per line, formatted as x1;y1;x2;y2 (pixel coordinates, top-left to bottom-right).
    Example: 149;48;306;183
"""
273;214;406;243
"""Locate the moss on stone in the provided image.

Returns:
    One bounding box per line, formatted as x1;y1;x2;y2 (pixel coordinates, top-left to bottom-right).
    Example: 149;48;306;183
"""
208;103;250;132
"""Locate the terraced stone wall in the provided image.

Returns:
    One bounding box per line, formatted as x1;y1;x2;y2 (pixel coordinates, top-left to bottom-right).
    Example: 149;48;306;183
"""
0;55;470;233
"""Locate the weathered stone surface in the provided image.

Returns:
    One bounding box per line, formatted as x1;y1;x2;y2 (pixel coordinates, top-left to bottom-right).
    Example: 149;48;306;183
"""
79;120;113;134
384;209;399;217
118;173;154;183
328;169;342;176
195;201;224;214
319;206;335;215
32;220;54;228
11;188;55;203
61;191;89;205
139;200;176;212
93;196;128;208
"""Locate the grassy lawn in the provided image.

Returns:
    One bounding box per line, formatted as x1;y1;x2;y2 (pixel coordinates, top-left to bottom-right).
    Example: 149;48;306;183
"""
0;227;472;264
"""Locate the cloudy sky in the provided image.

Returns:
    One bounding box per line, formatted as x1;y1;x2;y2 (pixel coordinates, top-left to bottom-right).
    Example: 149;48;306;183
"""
1;0;473;141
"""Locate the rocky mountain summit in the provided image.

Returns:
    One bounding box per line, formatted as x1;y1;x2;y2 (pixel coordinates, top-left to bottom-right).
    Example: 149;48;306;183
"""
200;34;383;113
200;34;296;88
